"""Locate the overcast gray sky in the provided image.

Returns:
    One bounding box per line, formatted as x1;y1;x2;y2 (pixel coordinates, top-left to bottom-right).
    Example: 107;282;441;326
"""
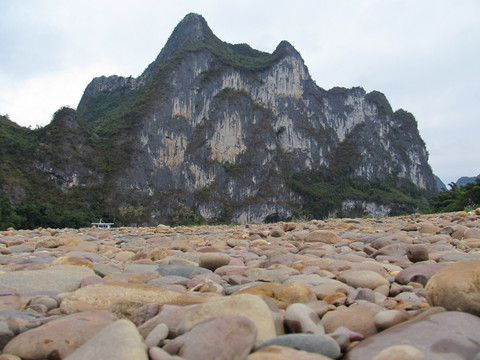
0;0;478;185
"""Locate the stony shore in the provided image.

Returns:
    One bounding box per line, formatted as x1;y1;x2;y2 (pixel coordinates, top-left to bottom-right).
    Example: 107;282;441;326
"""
0;211;479;359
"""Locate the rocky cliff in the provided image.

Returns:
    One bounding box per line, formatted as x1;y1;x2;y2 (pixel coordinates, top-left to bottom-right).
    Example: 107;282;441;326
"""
1;13;437;226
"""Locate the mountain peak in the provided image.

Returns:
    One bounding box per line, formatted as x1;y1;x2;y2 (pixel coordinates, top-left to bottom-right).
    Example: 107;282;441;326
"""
160;13;216;57
275;40;299;55
168;13;212;47
140;13;215;80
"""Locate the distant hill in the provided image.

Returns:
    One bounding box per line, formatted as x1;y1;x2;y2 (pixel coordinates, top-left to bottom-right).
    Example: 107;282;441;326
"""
434;175;447;191
457;174;480;187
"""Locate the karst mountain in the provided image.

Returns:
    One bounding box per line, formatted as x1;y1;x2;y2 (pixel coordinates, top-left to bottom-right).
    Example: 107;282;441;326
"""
0;13;437;227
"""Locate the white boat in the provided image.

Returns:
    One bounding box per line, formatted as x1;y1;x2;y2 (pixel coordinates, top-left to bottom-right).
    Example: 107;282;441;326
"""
91;219;114;229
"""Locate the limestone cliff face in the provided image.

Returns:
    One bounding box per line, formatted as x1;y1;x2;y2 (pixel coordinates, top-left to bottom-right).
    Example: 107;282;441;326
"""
72;13;436;223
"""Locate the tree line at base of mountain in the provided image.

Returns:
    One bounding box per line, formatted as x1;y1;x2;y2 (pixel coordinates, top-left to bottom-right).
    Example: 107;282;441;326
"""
1;175;477;231
425;178;480;213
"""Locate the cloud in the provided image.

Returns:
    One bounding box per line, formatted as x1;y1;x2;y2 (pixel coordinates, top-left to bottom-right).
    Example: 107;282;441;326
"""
0;59;122;127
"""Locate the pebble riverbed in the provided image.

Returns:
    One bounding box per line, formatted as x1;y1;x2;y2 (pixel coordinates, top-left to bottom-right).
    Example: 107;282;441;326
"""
0;210;479;359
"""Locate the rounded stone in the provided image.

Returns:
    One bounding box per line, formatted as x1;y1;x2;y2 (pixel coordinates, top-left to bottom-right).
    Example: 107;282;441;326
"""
198;253;231;271
419;223;439;234
268;228;285;238
124;264;159;274
285;303;324;334
144;323;169;347
395;263;447;286
51;256;94;268
371;345;426;360
305;231;342;244
6;244;34;253
248;345;333;360
374;310;411;330
406;244;429;262
438;252;480;262
328;260;387;276
0;265;97;294
0;320;15;350
321;302;384;337
248;267;300;283
163;315;257;360
257;334;341;359
323;292;348;305
236;282;316;309
60;282;217;319
137;304;197;339
425;259;480;315
0;291;22;310
3;310;117;359
283;273;332;287
344;311;480;359
29;295;59;310
176;293;282;347
283;223;297;232
311;282;349;300
371;243;409;258
355;288;376;303
115;251;136;262
339;270;389;290
187;273;224;289
63;319;147;360
148;347;175;360
157;264;212;278
305;301;330;317
464;228;480;239
34;237;65;249
462;238;480;249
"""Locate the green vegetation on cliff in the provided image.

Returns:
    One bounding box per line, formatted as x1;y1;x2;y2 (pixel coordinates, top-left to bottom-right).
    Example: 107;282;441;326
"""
288;169;428;219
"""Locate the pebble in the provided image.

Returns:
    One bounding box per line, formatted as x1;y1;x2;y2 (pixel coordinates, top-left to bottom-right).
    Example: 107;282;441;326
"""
236;282;316;309
64;319;147;360
257;334;341;359
305;230;342;244
144;322;169;347
0;321;14;349
419;222;440;234
284;303;324;334
137;303;196;339
0;213;477;359
163;314;257;359
406;244;429;262
425;258;480;315
374;309;411;330
311;282;349;299
0;292;21;311
322;302;385;338
371;345;426;360
339;270;390;290
394;262;447;285
176;293;282;347
198;252;231;270
148;346;180;360
157;264;212;278
247;345;333;360
29;295;59;310
0;265;97;294
464;227;480;239
60;282;217;319
344;311;480;359
3;310;117;359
